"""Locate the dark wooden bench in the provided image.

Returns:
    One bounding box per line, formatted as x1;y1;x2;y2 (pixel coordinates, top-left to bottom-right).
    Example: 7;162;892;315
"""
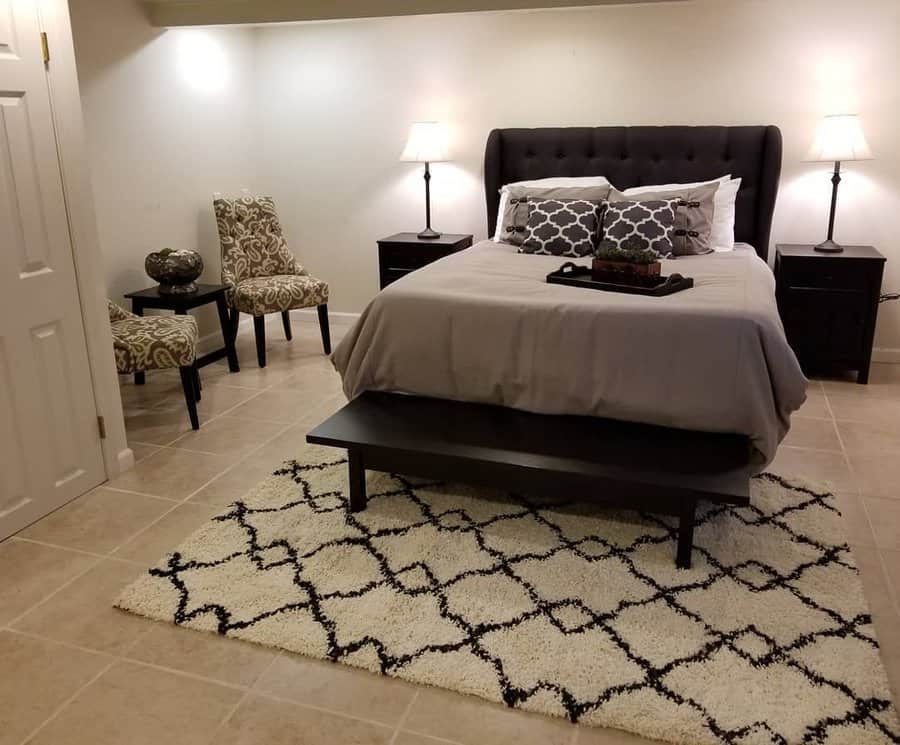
306;392;752;568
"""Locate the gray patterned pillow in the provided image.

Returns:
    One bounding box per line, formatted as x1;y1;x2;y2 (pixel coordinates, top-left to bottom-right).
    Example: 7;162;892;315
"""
519;199;604;257
501;184;611;246
601;199;679;258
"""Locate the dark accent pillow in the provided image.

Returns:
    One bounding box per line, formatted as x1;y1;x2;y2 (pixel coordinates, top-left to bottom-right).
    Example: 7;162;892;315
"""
609;182;718;256
519;199;604;257
601;199;679;258
501;184;611;246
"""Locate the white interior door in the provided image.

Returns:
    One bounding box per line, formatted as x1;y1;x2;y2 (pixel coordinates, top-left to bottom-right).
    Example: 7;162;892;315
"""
0;0;106;539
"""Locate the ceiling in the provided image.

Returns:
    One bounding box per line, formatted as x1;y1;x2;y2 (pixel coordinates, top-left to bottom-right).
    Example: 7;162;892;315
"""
143;0;684;27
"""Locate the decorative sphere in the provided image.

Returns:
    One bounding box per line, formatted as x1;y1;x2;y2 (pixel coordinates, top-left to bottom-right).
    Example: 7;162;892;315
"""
145;249;203;294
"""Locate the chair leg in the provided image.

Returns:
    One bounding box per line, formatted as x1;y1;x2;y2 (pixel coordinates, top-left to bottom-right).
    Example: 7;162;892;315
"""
317;304;331;355
253;315;267;368
229;308;241;344
192;366;202;401
281;310;293;341
179;366;200;430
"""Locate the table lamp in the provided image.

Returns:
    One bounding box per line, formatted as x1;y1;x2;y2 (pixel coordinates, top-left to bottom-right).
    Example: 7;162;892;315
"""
400;122;449;239
805;114;873;253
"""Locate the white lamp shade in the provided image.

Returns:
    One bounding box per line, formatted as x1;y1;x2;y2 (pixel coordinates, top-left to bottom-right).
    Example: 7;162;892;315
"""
400;122;449;163
805;114;873;162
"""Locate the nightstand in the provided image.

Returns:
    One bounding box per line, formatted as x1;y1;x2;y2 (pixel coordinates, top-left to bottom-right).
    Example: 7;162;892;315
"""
774;244;885;383
377;233;474;289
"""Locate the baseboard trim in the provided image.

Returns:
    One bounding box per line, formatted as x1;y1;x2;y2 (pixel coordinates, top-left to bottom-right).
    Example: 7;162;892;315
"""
290;308;361;325
116;447;136;474
873;348;900;364
197;309;360;354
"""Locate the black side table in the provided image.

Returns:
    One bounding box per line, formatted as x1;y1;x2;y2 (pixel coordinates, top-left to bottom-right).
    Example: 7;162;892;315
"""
124;283;240;385
377;233;474;289
774;244;885;383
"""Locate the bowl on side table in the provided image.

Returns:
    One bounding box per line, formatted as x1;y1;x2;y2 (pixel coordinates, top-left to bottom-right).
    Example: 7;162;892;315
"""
145;248;204;294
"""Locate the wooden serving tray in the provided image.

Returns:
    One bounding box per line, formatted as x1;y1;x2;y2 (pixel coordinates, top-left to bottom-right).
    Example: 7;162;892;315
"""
547;262;694;296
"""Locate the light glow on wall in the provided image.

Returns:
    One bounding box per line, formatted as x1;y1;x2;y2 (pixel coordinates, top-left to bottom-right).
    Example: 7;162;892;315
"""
176;31;227;93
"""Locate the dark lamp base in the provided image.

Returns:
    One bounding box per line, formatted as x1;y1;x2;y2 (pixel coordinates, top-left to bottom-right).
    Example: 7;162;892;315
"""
417;227;441;240
814;239;844;253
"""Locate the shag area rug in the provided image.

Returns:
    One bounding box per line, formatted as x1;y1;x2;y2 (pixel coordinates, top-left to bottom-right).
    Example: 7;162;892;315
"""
117;444;900;745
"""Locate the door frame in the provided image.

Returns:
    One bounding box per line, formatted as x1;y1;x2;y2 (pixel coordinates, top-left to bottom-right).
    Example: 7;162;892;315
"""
34;0;132;478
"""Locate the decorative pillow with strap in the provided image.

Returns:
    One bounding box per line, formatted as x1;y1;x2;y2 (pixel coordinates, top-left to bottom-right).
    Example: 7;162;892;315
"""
610;182;719;256
500;184;611;246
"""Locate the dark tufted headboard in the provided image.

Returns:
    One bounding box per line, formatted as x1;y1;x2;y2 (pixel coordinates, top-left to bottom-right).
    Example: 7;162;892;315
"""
484;126;782;260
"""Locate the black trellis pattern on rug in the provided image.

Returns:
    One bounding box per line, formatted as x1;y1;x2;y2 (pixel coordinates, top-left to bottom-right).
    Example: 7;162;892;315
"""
139;459;900;744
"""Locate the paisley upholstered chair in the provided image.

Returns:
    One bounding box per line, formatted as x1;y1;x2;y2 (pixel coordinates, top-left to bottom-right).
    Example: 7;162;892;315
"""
213;195;330;368
108;301;202;429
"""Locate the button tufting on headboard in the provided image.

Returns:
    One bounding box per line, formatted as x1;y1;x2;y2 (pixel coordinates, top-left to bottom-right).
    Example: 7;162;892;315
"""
484;125;782;260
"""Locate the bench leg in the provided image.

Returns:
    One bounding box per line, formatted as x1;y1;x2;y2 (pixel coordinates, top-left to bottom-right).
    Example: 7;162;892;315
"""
347;449;367;512
676;497;697;569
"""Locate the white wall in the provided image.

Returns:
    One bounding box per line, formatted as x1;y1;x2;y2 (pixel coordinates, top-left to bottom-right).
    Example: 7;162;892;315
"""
72;0;900;350
70;0;257;331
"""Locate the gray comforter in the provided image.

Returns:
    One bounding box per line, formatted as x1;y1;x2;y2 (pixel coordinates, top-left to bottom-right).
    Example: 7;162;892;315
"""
332;240;807;466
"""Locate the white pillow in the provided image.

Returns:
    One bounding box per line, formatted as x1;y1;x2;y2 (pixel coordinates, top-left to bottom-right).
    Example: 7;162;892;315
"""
622;175;730;195
710;177;741;251
622;175;740;251
493;176;610;242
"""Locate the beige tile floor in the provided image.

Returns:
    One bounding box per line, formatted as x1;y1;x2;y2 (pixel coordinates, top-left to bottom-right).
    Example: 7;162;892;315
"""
3;318;900;745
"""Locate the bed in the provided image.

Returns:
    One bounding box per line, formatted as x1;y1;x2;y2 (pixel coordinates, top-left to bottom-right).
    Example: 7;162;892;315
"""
309;125;808;568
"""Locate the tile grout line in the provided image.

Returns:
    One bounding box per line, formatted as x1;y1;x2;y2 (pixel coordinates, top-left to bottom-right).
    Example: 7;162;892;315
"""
204;652;285;740
8;535;142;564
124;329;341;435
398;728;469;744
4;329;349;743
388;690;419;745
14;653;118;745
6;622;406;737
111;352;340;558
105;497;209;561
3;552;106;630
131;386;269;449
122;332;343;501
127;442;231;458
107;420;305;557
824;384;900;616
2;626;120;659
178;420;299;502
100;485;184;502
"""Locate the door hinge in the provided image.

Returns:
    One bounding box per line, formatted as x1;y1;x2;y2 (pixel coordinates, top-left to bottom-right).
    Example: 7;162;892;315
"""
40;31;49;64
97;415;107;440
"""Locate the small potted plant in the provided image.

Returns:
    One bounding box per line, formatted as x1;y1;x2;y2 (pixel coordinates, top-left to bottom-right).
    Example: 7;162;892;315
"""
592;238;661;283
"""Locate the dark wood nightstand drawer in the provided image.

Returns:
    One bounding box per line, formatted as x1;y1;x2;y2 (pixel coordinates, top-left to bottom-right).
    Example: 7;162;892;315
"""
779;259;872;291
379;245;444;271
